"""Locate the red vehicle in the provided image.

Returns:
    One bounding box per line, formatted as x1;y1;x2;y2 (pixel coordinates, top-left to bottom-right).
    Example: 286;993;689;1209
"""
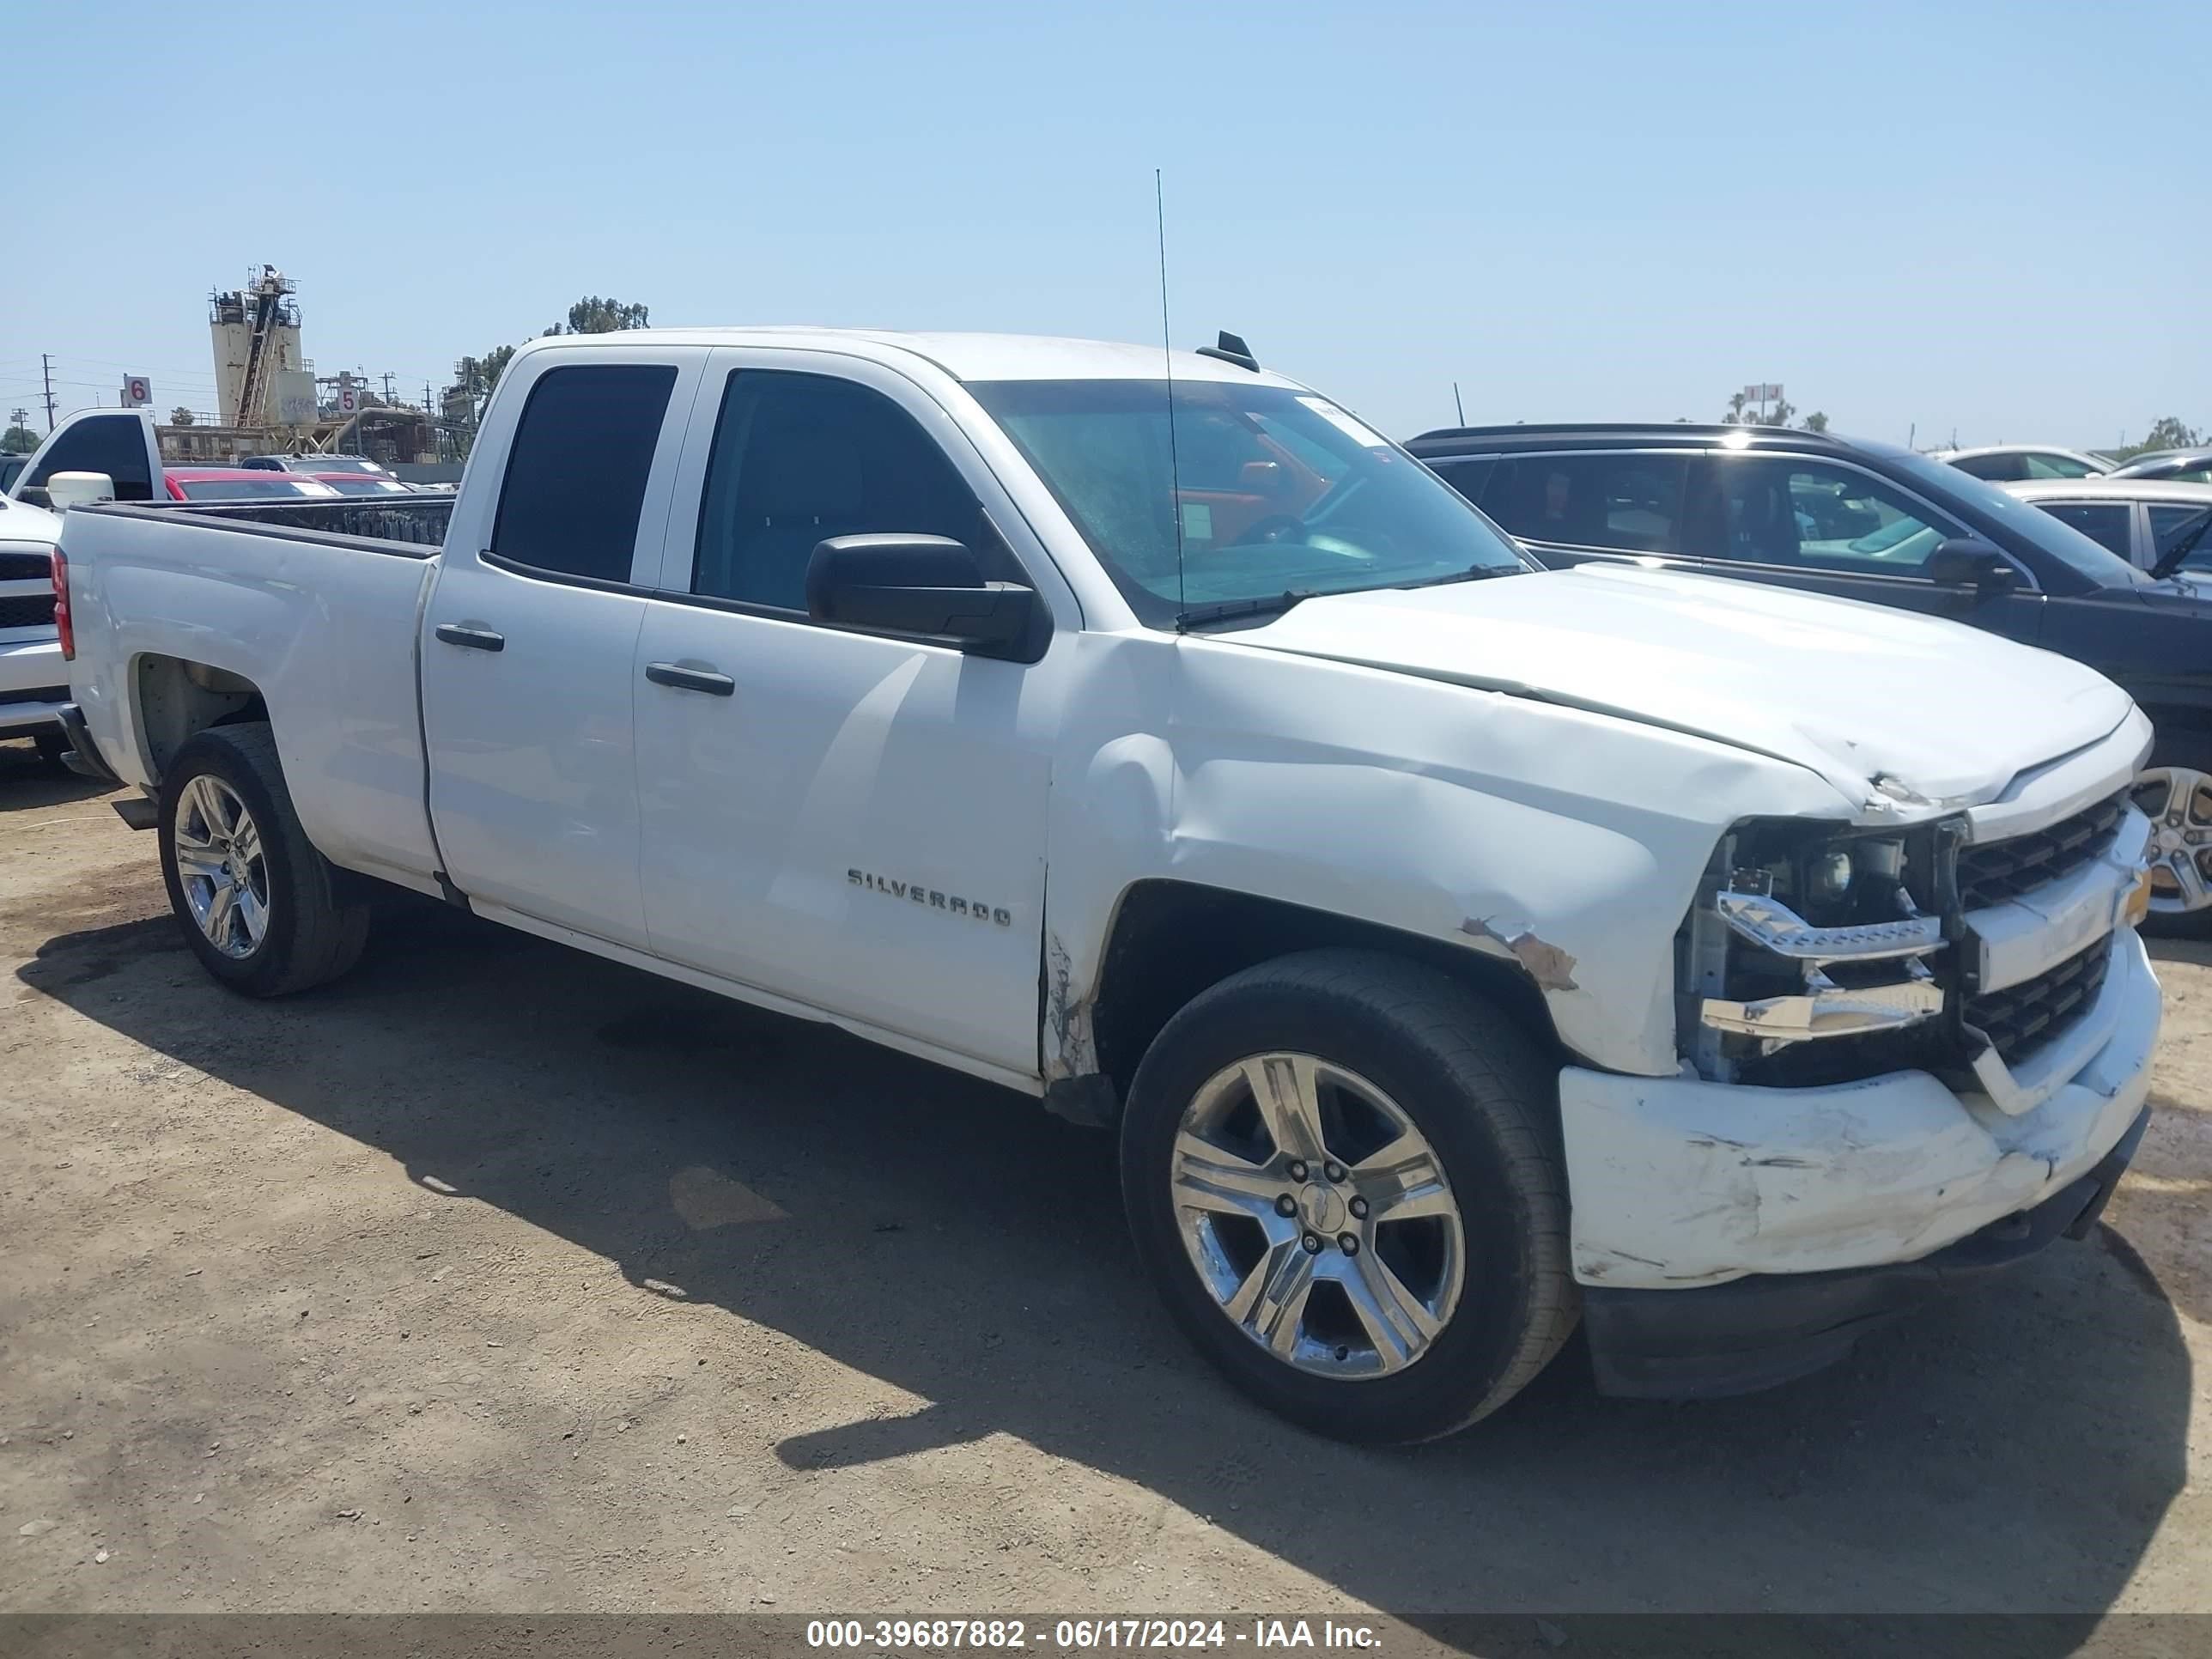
161;468;343;503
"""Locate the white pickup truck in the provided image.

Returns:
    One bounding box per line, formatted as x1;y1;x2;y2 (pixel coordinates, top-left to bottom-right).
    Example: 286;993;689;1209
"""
0;490;70;760
50;329;2160;1442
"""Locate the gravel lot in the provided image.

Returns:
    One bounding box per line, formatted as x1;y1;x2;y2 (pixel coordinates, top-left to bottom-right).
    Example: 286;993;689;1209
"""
3;735;2209;1635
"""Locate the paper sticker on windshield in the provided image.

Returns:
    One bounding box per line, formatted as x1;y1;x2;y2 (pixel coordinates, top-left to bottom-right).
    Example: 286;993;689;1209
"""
1297;396;1392;449
1181;502;1213;541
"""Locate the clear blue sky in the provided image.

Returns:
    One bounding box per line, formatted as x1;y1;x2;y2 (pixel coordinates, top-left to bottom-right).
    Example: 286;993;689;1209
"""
7;0;2206;448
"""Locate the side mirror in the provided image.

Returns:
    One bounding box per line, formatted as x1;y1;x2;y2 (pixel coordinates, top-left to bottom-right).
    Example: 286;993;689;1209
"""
806;534;1039;656
46;471;117;511
1926;536;2019;592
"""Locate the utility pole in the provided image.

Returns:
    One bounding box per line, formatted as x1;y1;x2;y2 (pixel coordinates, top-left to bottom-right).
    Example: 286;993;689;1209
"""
381;370;395;404
41;354;56;432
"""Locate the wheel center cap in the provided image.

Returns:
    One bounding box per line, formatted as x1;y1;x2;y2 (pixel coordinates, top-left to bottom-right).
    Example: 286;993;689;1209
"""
1297;1182;1346;1235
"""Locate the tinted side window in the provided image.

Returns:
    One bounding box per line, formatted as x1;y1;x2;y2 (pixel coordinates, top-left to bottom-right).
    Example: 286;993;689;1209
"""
490;364;677;582
2150;504;2212;569
21;415;155;504
1481;453;1688;553
1710;459;1959;573
1950;453;2025;482
2036;501;2133;561
2022;453;2099;479
692;372;985;611
1423;456;1494;506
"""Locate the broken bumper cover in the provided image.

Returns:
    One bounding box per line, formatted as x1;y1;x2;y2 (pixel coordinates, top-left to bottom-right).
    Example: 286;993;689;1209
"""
1559;925;2159;1291
1580;1104;2148;1399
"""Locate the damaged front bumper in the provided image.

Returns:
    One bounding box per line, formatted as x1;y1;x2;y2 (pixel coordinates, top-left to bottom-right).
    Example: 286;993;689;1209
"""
1559;921;2158;1278
1578;1103;2149;1399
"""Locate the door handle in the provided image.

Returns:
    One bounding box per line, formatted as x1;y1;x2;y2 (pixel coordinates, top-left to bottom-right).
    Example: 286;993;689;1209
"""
434;623;506;653
646;661;736;697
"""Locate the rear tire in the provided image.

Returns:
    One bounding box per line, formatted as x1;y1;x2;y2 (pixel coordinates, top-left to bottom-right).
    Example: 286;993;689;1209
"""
157;723;371;995
2134;735;2212;938
1120;949;1577;1443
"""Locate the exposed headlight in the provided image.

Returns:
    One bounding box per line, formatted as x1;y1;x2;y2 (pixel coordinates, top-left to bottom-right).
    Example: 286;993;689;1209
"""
1680;817;1961;1083
1805;846;1855;907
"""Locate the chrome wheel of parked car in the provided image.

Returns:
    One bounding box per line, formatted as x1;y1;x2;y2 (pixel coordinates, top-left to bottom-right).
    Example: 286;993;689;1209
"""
1171;1052;1466;1378
2132;764;2212;915
172;775;270;957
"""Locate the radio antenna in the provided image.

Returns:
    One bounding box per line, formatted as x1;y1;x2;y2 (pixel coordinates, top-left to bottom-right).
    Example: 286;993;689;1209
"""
1157;169;1188;628
1453;381;1467;426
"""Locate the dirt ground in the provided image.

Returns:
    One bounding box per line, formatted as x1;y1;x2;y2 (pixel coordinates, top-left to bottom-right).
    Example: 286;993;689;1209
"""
2;733;2209;1634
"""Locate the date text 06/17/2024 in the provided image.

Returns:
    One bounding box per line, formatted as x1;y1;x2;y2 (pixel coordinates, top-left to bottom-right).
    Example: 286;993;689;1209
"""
805;1620;1382;1651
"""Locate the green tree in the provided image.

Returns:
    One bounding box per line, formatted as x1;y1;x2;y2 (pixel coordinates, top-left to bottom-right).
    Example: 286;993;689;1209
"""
1802;410;1830;434
2118;416;2204;459
169;406;196;427
1;424;38;453
556;295;650;335
1723;391;1750;425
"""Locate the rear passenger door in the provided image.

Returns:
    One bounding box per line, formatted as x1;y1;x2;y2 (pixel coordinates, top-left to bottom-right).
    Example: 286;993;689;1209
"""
629;349;1070;1076
422;350;705;948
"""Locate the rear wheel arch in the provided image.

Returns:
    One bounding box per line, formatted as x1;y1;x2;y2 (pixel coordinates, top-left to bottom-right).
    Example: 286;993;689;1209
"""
131;653;269;781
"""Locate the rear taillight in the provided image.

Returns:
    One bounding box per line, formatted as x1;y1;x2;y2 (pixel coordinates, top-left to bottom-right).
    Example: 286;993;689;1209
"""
51;548;72;660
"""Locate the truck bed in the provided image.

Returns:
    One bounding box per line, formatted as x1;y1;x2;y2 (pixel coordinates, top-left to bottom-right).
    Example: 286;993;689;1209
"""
62;500;447;893
137;494;454;550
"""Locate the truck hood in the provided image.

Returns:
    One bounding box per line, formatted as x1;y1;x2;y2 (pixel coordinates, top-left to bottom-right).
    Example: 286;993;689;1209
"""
0;496;63;544
1228;563;2134;811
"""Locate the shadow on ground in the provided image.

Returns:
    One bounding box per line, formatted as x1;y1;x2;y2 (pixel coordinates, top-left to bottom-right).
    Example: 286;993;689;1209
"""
0;738;114;811
19;896;2191;1631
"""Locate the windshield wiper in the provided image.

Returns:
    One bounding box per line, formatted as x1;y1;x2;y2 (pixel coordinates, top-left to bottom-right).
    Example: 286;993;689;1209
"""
2151;512;2212;580
1391;563;1520;590
1176;589;1318;630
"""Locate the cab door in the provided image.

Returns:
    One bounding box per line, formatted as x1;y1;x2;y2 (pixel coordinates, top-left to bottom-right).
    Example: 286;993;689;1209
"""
1685;453;2048;647
420;351;706;948
9;410;163;507
629;349;1073;1075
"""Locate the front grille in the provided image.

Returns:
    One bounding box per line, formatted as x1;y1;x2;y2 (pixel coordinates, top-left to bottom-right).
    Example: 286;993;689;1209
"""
1955;792;2126;909
1966;936;2112;1068
0;593;56;630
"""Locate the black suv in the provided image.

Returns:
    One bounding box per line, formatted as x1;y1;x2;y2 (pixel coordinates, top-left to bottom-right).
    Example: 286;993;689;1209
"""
1407;422;2212;928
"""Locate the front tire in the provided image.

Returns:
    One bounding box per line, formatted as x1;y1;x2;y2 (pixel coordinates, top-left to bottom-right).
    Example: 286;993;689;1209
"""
157;723;371;995
1120;949;1577;1443
2133;735;2212;937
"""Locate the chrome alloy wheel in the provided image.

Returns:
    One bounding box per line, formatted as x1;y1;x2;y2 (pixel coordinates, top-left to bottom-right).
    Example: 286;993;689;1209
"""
1170;1053;1465;1378
173;775;270;957
2133;768;2212;915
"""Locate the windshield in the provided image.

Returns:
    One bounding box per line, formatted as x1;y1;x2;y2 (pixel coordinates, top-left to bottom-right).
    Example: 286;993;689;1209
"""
323;477;410;495
1874;445;2149;587
969;379;1527;625
301;457;388;476
178;478;338;501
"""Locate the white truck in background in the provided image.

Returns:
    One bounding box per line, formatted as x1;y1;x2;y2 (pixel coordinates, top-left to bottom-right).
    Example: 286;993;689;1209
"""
48;328;2160;1440
0;489;70;763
